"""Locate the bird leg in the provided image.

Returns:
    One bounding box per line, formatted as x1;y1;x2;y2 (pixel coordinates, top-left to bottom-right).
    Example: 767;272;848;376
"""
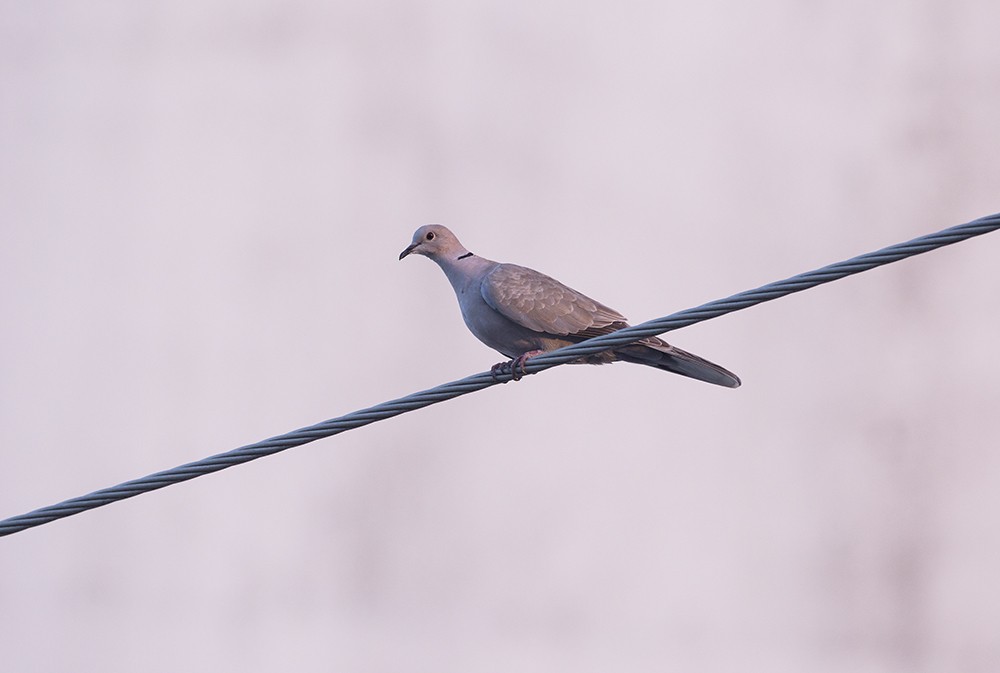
491;350;544;382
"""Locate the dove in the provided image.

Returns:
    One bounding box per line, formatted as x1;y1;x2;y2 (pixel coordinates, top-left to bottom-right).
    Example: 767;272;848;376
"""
399;225;740;387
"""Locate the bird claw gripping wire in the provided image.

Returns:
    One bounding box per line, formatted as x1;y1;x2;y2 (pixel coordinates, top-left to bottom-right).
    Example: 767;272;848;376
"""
491;351;542;382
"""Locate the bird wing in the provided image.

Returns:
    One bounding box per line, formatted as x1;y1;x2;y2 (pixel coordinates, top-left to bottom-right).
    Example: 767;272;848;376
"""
480;264;628;337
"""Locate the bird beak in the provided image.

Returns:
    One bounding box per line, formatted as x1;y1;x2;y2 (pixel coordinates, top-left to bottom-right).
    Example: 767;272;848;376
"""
399;243;418;260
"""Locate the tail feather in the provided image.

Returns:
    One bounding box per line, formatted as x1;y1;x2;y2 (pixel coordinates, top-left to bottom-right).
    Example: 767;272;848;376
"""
615;341;741;388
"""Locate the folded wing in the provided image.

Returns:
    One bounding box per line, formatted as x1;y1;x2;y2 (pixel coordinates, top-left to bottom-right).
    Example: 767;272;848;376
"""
481;264;627;338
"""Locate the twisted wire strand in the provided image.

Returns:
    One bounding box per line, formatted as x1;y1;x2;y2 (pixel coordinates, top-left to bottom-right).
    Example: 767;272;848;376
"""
2;212;998;538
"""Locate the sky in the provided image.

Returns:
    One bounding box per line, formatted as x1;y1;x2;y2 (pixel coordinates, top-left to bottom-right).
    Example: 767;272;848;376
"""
2;1;1000;671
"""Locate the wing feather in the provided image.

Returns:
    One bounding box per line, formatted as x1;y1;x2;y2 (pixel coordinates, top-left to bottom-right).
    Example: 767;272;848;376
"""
481;264;627;337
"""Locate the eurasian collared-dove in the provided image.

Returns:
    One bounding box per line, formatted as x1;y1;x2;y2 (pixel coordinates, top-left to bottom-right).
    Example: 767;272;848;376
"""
399;225;740;387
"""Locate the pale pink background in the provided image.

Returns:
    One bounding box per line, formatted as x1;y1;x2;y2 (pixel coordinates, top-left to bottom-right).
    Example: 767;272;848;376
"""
2;2;1000;671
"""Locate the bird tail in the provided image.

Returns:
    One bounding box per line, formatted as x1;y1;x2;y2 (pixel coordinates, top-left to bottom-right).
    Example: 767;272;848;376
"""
614;340;741;388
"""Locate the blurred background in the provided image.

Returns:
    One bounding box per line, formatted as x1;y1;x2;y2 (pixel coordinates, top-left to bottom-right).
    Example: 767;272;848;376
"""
2;1;999;671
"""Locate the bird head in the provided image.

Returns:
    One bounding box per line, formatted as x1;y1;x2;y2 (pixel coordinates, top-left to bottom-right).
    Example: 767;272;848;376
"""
398;225;470;262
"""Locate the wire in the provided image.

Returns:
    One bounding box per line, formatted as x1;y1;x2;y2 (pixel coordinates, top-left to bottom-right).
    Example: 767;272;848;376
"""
2;212;998;538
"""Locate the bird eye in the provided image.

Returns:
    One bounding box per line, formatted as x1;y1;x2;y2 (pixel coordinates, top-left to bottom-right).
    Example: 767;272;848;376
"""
425;232;435;241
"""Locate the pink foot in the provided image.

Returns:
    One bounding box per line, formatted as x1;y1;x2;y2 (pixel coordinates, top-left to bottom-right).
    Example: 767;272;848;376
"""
491;350;545;382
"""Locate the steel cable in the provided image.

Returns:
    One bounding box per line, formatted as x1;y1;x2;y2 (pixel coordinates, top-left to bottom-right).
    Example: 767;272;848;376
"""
2;212;998;537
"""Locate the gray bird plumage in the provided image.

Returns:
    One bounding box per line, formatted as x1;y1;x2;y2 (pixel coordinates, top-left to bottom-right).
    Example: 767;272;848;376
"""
399;224;740;388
